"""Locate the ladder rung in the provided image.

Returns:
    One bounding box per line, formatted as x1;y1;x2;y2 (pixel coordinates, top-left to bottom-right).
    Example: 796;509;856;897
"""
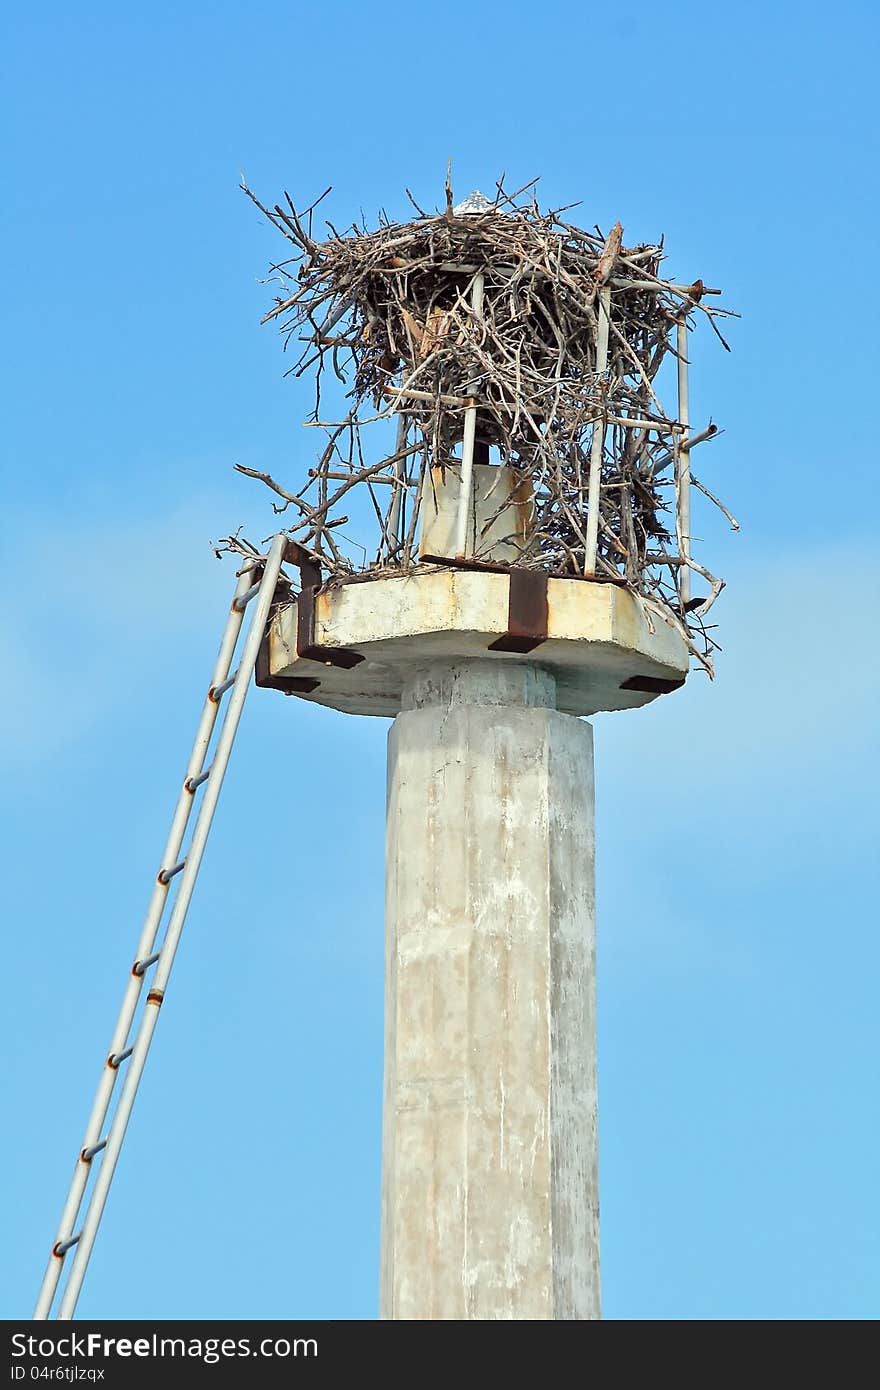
132;952;160;977
81;1139;107;1162
108;1046;133;1069
185;767;211;793
233;582;261;612
54;1234;81;1257
158;859;186;885
208;672;238;702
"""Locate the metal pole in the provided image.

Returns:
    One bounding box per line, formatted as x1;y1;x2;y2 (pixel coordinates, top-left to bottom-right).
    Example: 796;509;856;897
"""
55;534;287;1320
676;316;691;608
33;558;260;1320
453;272;485;559
584;285;611;576
387;412;408;556
654;422;718;471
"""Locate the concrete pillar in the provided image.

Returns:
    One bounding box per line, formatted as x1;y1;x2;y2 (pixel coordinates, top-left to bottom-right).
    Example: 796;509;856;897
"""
381;660;599;1320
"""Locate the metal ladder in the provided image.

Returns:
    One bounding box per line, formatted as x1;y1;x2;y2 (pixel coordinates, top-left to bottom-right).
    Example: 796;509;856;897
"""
33;533;288;1320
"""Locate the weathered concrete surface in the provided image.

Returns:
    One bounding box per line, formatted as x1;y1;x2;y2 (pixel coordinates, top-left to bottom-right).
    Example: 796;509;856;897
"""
382;661;599;1320
418;462;534;564
268;567;688;719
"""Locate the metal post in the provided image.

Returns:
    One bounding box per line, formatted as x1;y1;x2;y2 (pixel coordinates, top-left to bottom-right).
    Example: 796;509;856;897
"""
676;316;691;608
387;412;408;556
453;272;485;558
33;557;261;1320
54;534;287;1320
584;285;611;576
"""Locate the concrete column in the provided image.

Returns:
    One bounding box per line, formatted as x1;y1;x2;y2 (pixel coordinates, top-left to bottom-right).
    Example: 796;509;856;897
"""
381;660;599;1320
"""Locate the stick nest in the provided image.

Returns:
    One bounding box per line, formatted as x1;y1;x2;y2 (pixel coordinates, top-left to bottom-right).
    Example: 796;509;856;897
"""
236;177;738;672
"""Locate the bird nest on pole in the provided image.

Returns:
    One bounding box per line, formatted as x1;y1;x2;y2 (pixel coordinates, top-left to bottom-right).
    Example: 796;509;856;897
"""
236;175;737;671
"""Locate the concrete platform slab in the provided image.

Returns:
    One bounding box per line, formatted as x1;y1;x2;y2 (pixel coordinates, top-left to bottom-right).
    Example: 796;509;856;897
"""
265;568;689;718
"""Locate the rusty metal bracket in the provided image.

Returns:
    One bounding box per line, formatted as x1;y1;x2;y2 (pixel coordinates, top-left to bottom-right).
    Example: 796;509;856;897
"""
294;583;364;670
488;569;549;654
254;540;363;696
418;553;626;588
619;673;686;694
253;633;321;696
419;552;513;575
282;540;321;590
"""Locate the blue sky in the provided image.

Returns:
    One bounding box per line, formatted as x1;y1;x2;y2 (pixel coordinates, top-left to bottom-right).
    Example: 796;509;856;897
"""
3;0;878;1320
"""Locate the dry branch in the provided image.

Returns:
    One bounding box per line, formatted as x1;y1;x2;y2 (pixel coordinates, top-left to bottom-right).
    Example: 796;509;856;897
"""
239;175;737;671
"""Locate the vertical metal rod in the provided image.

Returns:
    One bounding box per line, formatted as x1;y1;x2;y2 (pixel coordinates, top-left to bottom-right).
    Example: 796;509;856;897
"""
387;412;408;555
54;535;287;1321
676;316;692;608
33;558;259;1321
453;272;485;558
584;285;612;576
